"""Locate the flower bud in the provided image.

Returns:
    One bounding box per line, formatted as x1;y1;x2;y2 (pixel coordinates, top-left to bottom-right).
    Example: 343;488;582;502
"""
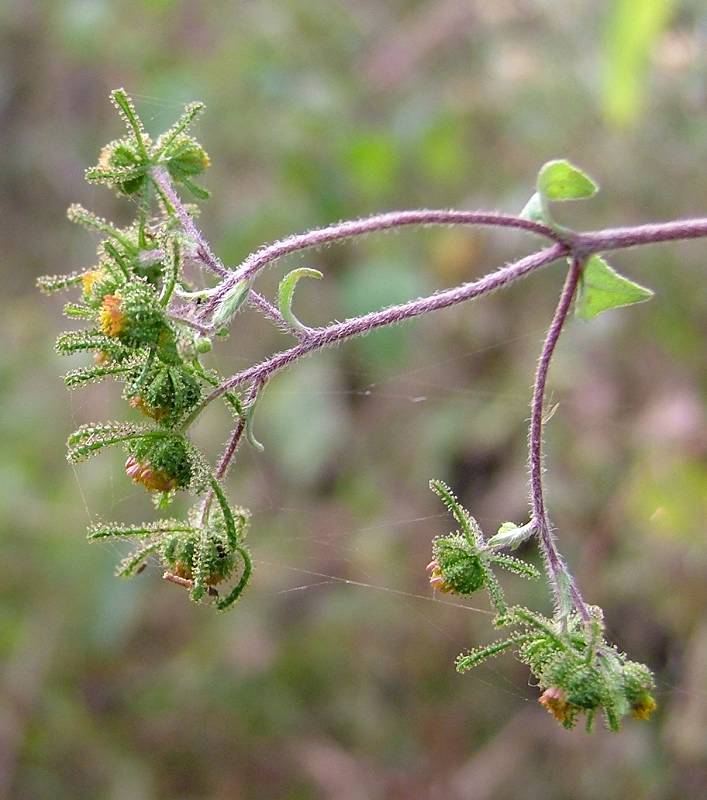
125;435;193;492
99;282;167;348
429;535;486;595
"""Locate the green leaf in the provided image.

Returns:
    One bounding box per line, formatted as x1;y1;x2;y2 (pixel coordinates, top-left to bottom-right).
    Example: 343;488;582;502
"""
277;267;322;332
575;255;653;320
245;406;264;451
180;177;211;200
537;160;598;201
110;88;148;156
211;280;252;328
116;541;162;578
67;422;152;463
152;101;206;158
519;192;547;223
63;361;136;389
487;521;535;551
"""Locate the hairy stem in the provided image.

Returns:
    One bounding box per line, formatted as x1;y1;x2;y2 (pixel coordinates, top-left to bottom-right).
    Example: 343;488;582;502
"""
199;380;264;526
575;217;707;254
152;167;229;278
197;210;568;320
195;243;568;410
529;255;590;621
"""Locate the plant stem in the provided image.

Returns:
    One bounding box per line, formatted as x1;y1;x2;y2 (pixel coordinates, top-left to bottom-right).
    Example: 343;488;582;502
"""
528;255;590;621
197;210;568;320
152;167;229;278
196;243;568;410
575;218;707;254
198;381;264;526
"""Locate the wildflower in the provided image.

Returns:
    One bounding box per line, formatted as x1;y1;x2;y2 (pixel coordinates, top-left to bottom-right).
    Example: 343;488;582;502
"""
100;294;126;337
124;454;177;492
539;686;571;723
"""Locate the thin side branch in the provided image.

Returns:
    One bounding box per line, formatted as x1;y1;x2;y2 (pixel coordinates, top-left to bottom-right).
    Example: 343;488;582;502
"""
197;210;569;320
152;166;229;278
200;243;568;406
528;255;590;621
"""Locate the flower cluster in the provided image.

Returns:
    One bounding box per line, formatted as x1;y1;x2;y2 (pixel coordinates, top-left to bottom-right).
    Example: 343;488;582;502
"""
41;90;665;726
427;481;656;731
38;90;251;610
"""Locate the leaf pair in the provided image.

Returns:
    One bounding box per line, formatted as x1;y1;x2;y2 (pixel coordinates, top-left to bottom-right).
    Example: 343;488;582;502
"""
522;159;653;319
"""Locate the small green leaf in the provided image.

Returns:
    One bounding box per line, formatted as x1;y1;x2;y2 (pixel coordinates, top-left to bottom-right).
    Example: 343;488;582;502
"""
537;160;598;201
211;280;252;329
576;255;653;320
487;521;535;551
278;268;322;332
519;192;547;223
243;395;264;452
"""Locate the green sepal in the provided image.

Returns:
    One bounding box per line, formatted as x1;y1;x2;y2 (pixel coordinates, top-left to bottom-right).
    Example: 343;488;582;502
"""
455;635;528;673
575;255;653;320
277;267;322;332
490;552;541;580
36;271;85;294
67;421;151;462
88;519;196;540
429;479;484;546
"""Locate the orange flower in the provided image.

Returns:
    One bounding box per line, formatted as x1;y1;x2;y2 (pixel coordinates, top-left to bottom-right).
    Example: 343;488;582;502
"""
124;455;176;492
100;294;126;337
538;687;570;723
631;694;657;721
129;395;168;421
81;269;102;297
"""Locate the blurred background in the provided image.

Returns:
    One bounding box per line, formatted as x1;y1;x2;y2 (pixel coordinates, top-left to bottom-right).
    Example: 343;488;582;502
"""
1;1;706;798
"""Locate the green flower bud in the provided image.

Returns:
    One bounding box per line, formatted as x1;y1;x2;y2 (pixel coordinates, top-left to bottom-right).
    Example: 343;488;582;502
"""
100;281;166;348
127;364;201;424
126;435;193;492
430;535;486;595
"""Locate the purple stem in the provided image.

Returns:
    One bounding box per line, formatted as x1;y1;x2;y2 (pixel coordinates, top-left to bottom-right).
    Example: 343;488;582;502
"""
201;243;568;405
197;210;567;320
528;255;590;621
247;291;309;338
152;167;229;278
575;218;707;254
199;381;264;526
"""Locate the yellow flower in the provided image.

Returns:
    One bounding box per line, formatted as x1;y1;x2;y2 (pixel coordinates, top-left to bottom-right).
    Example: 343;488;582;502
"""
81;269;102;297
100;294;126;337
631;693;657;721
124;455;177;492
538;687;571;723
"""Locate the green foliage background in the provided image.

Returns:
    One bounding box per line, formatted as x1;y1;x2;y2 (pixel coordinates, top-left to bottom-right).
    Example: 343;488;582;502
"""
1;1;706;797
